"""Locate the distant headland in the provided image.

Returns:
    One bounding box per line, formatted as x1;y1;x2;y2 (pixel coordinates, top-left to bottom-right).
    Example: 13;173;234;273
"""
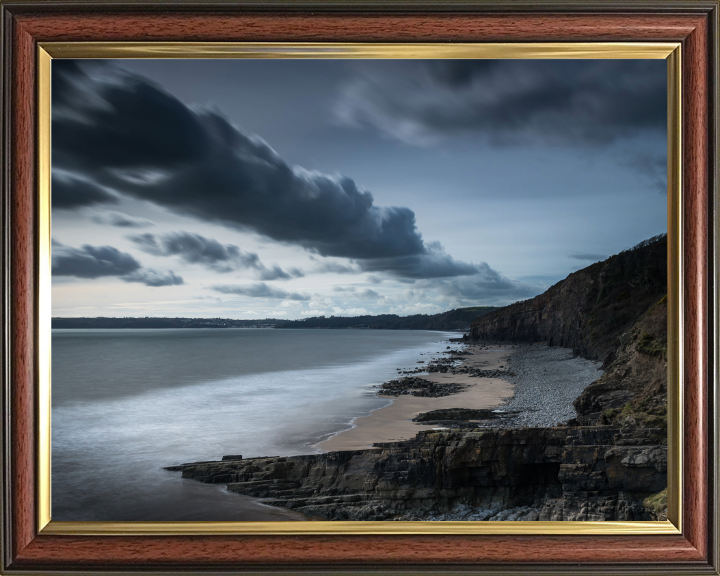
51;306;497;332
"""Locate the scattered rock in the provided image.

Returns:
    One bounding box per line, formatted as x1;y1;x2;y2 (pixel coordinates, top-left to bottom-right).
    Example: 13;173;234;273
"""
375;377;465;398
412;408;521;423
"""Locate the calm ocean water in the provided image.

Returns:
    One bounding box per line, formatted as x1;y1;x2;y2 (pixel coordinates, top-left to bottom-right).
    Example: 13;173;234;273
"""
52;328;455;520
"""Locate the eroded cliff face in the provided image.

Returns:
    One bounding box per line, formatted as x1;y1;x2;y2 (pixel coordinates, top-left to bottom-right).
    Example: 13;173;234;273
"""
469;236;668;431
469;236;667;363
572;296;667;427
169;426;666;521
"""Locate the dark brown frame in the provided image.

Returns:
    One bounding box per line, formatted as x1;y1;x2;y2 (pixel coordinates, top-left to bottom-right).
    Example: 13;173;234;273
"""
1;2;718;573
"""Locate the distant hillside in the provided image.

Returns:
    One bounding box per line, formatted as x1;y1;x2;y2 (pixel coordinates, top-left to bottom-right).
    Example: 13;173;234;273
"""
52;307;496;331
275;307;497;331
470;234;667;363
51;317;280;329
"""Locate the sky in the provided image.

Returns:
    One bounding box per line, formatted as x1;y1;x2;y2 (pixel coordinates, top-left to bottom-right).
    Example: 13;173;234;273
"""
51;58;667;319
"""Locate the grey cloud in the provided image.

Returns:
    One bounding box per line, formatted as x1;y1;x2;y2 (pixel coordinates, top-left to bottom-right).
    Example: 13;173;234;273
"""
52;243;141;278
331;286;380;300
52;172;118;209
335;60;666;147
314;261;361;275
52;240;183;286
123;269;184;287
358;289;380;299
430;263;543;305
129;231;302;279
130;231;258;272
359;243;480;279
52;61;475;280
569;252;607;261
91;210;155;228
212;283;310;301
257;265;303;281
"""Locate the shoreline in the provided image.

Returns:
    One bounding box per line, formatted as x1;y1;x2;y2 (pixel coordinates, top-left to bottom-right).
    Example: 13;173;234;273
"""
316;342;516;452
166;339;660;523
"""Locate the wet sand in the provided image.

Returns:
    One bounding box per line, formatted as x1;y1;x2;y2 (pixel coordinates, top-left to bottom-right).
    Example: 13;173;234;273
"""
318;343;516;452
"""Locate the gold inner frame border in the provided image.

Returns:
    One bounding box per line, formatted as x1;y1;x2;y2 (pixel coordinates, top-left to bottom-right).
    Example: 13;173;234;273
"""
37;41;682;536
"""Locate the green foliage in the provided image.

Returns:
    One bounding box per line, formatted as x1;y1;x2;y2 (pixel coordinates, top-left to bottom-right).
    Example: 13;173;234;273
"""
602;407;621;422
637;332;667;360
643;488;667;516
604;399;667;428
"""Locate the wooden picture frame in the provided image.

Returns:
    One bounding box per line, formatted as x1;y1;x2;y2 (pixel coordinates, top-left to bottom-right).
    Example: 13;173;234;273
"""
1;1;718;573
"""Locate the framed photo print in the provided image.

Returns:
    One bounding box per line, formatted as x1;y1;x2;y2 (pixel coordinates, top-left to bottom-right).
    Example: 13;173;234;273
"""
1;1;717;574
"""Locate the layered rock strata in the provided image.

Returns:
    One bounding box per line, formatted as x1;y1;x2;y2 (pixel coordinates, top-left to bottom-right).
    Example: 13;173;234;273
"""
168;426;666;521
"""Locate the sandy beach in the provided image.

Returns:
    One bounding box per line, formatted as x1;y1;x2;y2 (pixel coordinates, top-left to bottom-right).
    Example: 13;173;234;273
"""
317;342;516;452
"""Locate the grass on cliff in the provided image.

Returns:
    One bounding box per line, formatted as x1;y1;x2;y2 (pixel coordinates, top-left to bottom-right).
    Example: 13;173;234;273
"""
637;332;667;360
599;293;668;428
635;296;668;361
604;399;667;428
643;488;667;520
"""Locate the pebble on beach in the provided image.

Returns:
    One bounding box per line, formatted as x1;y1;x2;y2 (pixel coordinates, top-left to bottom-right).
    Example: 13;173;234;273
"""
492;343;603;428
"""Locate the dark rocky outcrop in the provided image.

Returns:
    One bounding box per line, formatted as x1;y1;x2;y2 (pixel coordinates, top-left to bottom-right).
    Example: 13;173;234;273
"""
410;408;522;429
469;234;666;363
374;377;465;397
571;296;667;427
412;408;516;422
168;426;666;521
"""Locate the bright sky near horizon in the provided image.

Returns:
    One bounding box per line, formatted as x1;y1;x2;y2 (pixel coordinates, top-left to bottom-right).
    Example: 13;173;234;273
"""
51;58;667;319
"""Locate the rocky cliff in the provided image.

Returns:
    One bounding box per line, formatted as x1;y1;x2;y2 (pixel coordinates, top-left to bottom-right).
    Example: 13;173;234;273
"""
168;426;666;521
571;296;667;427
469;234;668;429
469;235;667;364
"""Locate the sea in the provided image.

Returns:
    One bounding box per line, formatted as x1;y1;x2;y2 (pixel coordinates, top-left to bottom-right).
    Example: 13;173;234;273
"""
51;328;455;521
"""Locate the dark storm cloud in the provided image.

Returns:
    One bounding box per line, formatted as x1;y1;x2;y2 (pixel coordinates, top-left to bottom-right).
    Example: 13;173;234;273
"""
52;240;183;286
359;243;480;279
52;172;118;209
91;210;154;228
569;252;607;261
212;283;310;301
335;60;666;147
129;231;303;279
51;60;476;280
52;60;208;173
